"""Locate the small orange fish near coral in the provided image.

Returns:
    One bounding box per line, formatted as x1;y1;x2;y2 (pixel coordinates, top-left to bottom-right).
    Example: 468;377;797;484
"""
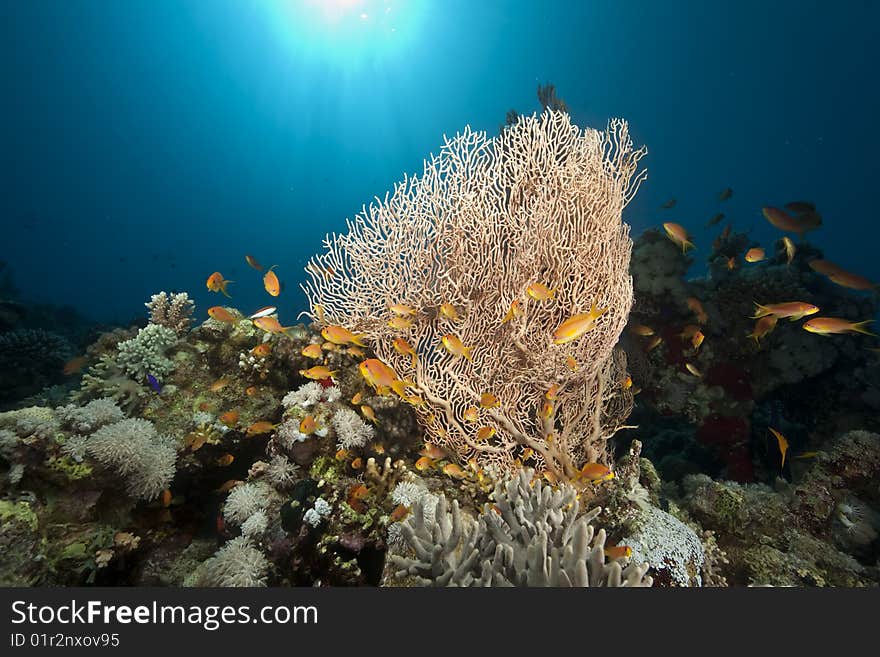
440;303;462;321
782;236;796;266
388;315;413;330
350;392;363;405
463;406;479;422
691;331;705;350
565;355;579;371
350;457;363;470
253;316;293;334
360;405;378;424
441;334;473;361
251;343;272;358
216;454;235;467
526;282;555;301
246;421;277;437
415;456;434;471
392;337;418;368
725;256;736;271
63;356;88;375
628;324;655;336
322;325;367;347
501;300;523;323
208;306;238;323
335;449;349;461
389;303;417;316
300;366;337;380
622;375;633;389
745;247;765;263
545;384;561;401
539;401;554;420
662;222;695;253
219;410;239;427
442;463;466;479
747;315;778;344
579;463;614;483
688;298;708;324
302;343;323;359
475;426;496;441
160;489;172;508
553;302;608;345
768;427;788;470
480;392;500;408
263;265;281;296
644;336;663;352
390;504;410;522
347;345;366;358
420;442;447;459
245;255;263;271
752;301;819;321
605;545;633;560
685;363;702;377
206;272;234;298
803;317;877;337
300;415;317;434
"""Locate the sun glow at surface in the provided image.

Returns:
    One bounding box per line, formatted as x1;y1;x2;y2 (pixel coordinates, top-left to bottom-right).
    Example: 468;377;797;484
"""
266;0;424;67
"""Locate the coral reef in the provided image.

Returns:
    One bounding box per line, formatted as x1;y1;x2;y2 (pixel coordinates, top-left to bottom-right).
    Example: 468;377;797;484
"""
145;292;195;337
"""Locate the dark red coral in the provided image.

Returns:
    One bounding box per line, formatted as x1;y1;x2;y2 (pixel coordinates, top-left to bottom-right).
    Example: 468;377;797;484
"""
697;414;754;482
706;362;753;402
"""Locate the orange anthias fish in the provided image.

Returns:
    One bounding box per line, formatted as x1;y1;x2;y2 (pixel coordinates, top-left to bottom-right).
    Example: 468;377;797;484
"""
475;426;496;441
679;324;701;339
762;206;821;237
662;222;695;253
389;303;417;316
691;331;705;350
206;272;234;298
299;415;317;434
827;270;877;291
565;355;579;371
63;356;88;375
253;316;294;334
358;358;411;396
442;463;467;479
388;316;413;330
661;198;677;209
208;306;238;323
578;463;615;483
441;334;473;361
685;363;702;377
263;265;281;297
415;456;435;471
726;256;736;271
421;442;447;459
245;255;263;271
552;302;608;345
210;377;231;392
752;301;819;321
246;421;278;437
706;213;725;227
803;317;877;337
322;325;367;347
440;303;462;321
501;300;523;323
604;545;633;560
784;200;816;214
744;247;765;263
628;323;655;336
645;335;663;352
545;384;561;401
686;297;708;324
782;236;796;266
807;259;842;276
480;392;500;408
300;365;338;380
251;343;272;358
392;337;418;368
216;454;235;467
538;401;554;420
302;343;323;359
464;406;480;422
390;504;411;522
747;315;778;343
768;427;788;470
360;405;378;424
526;282;556;301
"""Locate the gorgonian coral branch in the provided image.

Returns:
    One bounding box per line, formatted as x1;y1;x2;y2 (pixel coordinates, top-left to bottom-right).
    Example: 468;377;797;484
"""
302;111;646;481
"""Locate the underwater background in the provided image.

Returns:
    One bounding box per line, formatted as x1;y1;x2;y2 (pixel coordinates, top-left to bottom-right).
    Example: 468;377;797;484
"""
1;0;879;587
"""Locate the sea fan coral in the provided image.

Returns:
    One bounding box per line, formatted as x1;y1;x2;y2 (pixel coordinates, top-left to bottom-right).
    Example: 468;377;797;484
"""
302;111;645;481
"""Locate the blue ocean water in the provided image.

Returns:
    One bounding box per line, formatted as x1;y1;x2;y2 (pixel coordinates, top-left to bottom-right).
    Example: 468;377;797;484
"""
2;0;878;324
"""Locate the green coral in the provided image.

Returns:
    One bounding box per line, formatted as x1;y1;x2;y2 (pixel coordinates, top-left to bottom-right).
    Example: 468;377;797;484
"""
0;500;38;531
45;455;94;481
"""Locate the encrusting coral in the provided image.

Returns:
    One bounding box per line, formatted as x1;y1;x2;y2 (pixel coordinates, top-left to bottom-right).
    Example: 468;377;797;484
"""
302;111;646;483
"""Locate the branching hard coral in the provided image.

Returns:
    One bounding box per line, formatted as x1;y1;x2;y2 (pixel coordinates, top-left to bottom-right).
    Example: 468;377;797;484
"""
86;418;177;501
391;468;653;587
302;112;645;482
199;537;269;587
331;406;374;450
115;324;178;382
145;291;195;336
56;398;124;434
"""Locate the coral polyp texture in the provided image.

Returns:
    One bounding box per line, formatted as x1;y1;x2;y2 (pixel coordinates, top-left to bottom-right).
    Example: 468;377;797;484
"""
302;111;646;482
